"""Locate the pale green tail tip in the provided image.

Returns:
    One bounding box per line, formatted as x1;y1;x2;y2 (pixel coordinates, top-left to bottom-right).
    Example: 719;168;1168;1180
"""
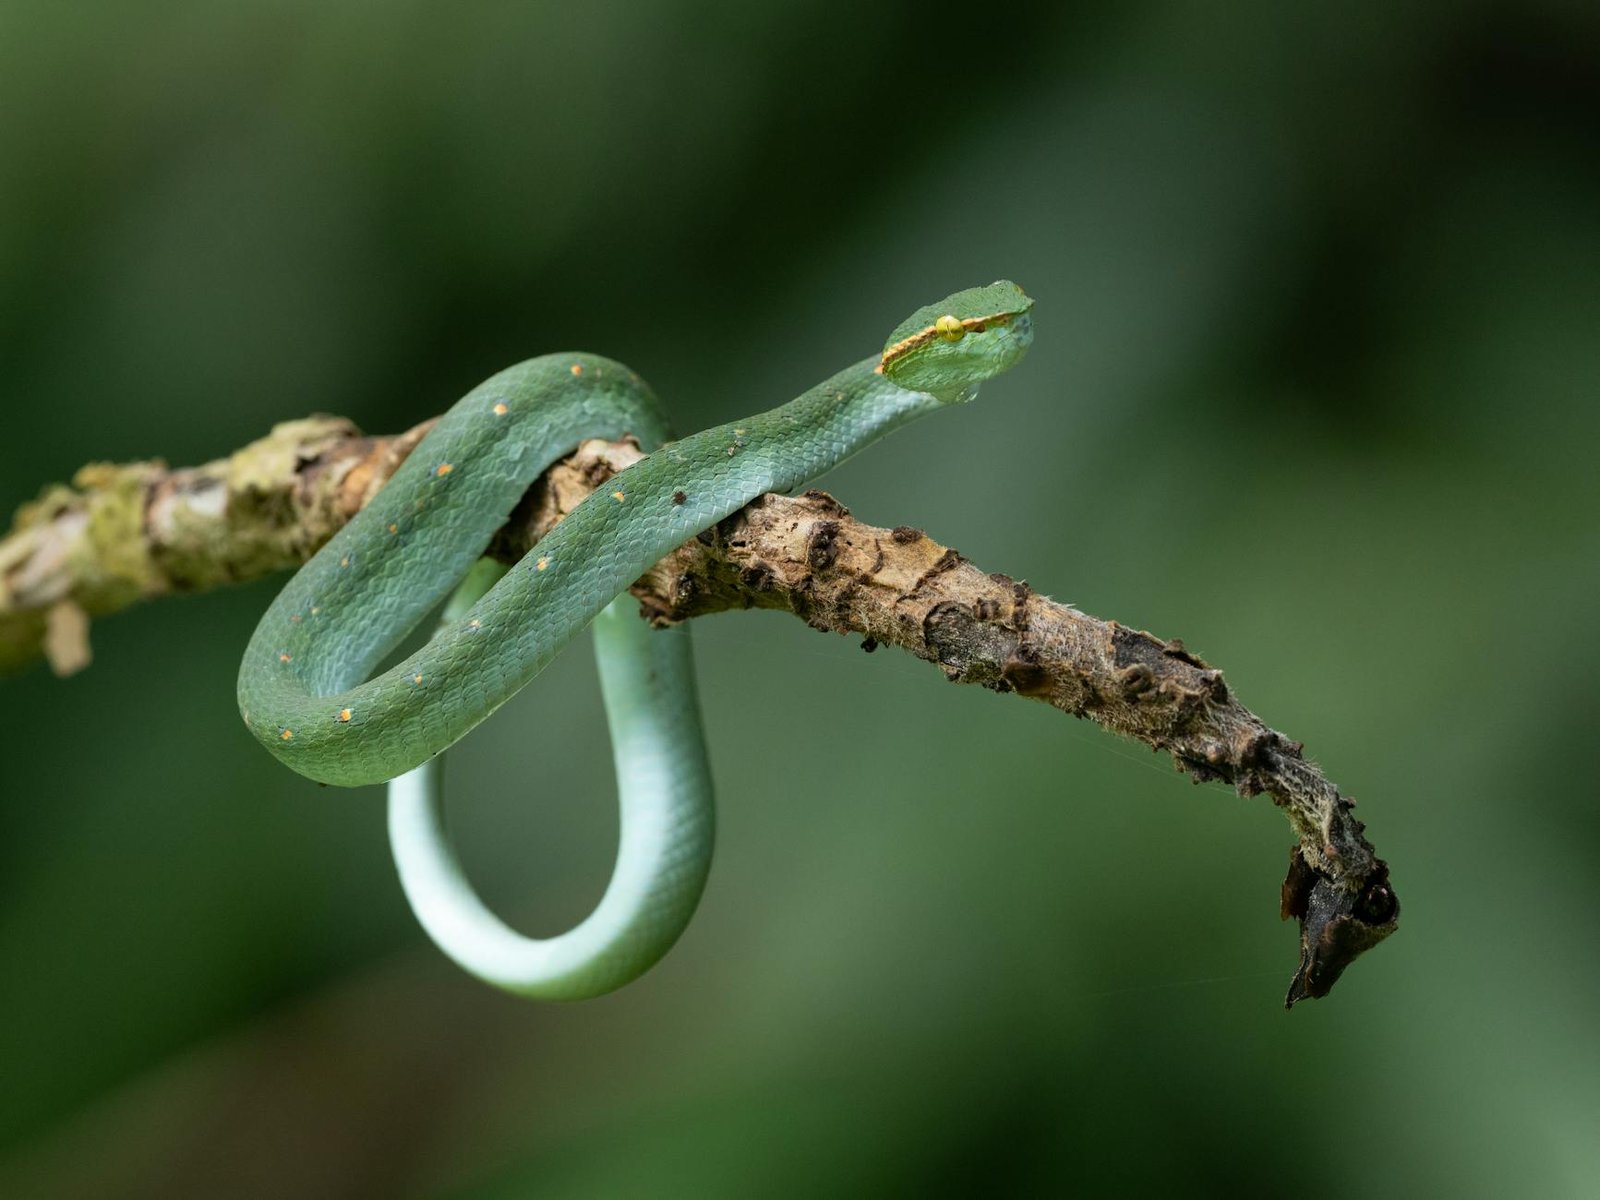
880;281;1034;396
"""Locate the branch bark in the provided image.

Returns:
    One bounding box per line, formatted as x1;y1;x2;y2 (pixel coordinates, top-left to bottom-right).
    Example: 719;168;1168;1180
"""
0;415;1396;1002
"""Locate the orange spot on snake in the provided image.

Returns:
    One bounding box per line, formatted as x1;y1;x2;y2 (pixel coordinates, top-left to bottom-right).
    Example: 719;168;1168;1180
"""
340;556;350;568
388;523;398;535
413;673;423;685
570;363;584;377
537;556;549;571
493;402;508;415
280;729;294;741
612;491;626;503
337;708;352;723
278;652;291;663
435;463;454;477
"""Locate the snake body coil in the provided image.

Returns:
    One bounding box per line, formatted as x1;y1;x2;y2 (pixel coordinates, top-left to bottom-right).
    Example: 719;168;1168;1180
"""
238;282;1034;998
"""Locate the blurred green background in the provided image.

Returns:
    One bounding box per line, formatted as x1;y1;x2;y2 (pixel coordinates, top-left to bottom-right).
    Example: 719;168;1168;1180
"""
3;2;1598;1196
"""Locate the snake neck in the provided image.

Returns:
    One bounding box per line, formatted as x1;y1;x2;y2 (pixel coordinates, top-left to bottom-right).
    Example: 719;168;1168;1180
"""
744;358;956;494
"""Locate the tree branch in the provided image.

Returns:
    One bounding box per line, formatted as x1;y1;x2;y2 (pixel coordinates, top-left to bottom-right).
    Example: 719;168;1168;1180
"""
0;415;1396;1003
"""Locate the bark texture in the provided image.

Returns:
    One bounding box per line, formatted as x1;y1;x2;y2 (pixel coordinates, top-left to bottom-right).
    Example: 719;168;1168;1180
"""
1;417;1390;975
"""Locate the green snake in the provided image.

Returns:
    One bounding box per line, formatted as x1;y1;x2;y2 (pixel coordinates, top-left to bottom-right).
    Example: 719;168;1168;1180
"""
237;282;1034;999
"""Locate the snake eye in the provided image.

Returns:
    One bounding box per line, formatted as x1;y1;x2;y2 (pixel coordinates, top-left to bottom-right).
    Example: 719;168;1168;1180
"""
934;314;964;342
1357;881;1397;924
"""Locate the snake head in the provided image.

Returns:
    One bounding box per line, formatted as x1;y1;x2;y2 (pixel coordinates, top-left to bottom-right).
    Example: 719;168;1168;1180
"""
1280;846;1399;1008
880;281;1034;398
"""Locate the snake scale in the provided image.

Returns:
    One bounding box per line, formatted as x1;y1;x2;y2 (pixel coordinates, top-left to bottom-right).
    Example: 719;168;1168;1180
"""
238;282;1035;998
